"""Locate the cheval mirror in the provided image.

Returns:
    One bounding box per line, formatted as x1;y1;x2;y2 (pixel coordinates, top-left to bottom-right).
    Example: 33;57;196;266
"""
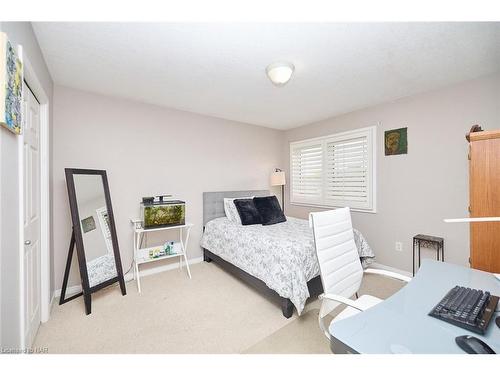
60;168;126;315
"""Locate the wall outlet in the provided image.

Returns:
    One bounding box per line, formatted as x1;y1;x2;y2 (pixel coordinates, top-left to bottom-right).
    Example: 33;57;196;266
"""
395;242;403;252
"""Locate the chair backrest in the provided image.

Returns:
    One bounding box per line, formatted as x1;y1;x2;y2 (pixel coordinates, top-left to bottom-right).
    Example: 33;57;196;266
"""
310;207;363;299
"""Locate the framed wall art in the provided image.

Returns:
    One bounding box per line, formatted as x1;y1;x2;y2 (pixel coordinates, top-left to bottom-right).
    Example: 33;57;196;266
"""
384;127;408;155
81;216;97;233
0;32;23;135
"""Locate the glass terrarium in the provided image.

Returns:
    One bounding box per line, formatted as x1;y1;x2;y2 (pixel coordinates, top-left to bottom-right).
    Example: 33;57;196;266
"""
140;200;185;228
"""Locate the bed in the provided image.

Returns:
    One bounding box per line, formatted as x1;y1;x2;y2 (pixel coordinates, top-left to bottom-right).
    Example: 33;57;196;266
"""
200;190;375;318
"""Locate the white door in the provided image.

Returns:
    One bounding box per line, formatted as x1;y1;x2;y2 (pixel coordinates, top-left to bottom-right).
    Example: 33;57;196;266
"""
23;84;41;347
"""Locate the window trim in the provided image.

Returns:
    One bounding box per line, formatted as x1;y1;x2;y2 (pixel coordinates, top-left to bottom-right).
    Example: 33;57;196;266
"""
289;126;377;213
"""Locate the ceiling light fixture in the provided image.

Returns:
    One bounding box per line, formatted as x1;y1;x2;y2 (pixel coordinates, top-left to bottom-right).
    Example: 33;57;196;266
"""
266;62;294;87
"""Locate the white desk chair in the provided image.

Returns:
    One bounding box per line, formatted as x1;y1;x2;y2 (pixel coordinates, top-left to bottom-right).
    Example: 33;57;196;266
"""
309;207;411;340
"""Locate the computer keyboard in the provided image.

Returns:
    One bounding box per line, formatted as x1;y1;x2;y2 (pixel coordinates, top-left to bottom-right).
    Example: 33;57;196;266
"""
429;286;499;334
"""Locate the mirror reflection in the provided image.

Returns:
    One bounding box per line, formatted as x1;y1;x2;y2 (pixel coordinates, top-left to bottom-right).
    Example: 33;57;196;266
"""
73;174;117;287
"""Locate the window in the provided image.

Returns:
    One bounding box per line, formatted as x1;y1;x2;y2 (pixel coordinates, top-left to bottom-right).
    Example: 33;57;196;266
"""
290;126;376;212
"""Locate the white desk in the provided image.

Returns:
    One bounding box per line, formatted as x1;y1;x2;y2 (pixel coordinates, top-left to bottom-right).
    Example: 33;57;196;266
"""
329;259;500;353
130;219;192;293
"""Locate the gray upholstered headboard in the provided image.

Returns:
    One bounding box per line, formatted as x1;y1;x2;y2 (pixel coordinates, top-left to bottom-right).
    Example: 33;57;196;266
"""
203;190;269;225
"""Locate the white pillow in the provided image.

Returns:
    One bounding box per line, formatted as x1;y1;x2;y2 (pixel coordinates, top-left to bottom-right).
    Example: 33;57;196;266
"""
224;197;253;224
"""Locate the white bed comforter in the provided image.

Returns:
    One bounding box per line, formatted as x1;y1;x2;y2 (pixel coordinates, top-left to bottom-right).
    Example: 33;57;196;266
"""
200;216;375;315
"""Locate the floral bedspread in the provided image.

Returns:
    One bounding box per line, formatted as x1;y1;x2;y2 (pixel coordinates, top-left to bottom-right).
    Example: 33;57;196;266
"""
200;216;375;315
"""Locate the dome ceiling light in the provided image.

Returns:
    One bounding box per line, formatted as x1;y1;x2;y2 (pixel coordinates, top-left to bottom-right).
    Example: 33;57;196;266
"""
266;62;295;87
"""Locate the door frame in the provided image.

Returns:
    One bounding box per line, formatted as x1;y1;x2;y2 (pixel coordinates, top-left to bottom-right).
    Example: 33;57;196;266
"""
18;47;51;348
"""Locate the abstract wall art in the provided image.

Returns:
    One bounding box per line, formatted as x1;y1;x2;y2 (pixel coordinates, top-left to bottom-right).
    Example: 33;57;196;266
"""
0;32;23;135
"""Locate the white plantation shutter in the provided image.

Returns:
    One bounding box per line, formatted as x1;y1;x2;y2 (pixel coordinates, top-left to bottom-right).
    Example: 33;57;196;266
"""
290;142;323;204
290;127;376;212
325;134;372;209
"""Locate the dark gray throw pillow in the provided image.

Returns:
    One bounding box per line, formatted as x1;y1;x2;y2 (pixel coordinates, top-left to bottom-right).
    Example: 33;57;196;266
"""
253;196;286;226
233;198;262;225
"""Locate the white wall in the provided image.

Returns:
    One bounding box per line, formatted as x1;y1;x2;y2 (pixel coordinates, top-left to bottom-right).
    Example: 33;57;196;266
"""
283;73;500;273
51;72;500;293
52;85;283;289
0;22;53;349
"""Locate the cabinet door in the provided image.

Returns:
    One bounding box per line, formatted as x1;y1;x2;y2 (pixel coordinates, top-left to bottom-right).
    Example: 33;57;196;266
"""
469;138;500;273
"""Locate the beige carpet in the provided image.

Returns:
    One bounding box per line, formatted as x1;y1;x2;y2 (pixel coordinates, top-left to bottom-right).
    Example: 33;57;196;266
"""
243;272;404;354
34;262;404;354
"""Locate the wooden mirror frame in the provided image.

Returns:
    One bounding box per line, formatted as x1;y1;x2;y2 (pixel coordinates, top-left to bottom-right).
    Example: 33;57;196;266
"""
60;168;126;315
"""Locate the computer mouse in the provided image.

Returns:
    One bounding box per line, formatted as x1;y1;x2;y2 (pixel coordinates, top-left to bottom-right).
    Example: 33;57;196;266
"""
496;316;500;328
455;335;496;354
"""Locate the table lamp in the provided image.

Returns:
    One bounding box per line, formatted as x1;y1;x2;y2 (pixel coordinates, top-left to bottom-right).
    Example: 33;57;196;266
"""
443;216;500;282
270;168;286;213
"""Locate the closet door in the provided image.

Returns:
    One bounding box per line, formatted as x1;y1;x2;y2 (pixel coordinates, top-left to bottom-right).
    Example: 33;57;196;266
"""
469;131;500;273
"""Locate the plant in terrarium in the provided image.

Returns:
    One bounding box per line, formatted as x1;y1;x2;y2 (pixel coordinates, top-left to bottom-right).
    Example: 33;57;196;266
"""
144;204;185;227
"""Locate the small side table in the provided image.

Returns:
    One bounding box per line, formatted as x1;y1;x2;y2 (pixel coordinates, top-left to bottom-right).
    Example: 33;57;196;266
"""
413;234;444;276
130;219;193;293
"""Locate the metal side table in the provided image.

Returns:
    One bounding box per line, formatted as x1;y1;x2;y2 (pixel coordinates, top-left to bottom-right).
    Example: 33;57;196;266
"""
413;234;444;276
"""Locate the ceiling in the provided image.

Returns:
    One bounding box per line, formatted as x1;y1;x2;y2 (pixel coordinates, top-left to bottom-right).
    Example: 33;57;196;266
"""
32;22;500;130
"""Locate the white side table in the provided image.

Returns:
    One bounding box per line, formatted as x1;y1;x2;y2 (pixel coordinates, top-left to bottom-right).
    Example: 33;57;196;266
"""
130;219;193;293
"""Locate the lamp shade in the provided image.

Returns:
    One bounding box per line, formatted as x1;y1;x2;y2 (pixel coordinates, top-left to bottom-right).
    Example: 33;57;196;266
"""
270;171;286;186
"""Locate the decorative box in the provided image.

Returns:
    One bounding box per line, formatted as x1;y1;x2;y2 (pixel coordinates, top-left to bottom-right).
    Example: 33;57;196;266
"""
140;199;185;228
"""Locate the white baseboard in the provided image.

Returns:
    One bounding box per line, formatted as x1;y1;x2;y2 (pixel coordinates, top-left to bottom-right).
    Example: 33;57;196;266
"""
52;256;204;298
50;292;55;308
370;262;413;278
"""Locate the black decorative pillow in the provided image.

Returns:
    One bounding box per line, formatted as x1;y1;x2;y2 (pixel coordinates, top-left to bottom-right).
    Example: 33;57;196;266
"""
233;198;262;225
253;196;286;226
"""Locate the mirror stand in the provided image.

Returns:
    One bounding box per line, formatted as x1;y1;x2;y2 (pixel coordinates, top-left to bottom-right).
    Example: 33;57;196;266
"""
59;227;127;315
59;229;88;313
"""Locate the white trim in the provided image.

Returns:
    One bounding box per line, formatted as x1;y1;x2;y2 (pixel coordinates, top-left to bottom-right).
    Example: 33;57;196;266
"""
17;45;25;350
50;291;55;311
53;256;203;298
288;126;377;146
19;51;51;341
289;201;378;214
370;262;413;278
39;102;50;324
53;285;82;299
367;125;377;212
18;133;24;348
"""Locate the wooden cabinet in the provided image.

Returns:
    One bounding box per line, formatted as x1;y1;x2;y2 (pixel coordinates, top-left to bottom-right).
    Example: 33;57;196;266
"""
468;129;500;273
